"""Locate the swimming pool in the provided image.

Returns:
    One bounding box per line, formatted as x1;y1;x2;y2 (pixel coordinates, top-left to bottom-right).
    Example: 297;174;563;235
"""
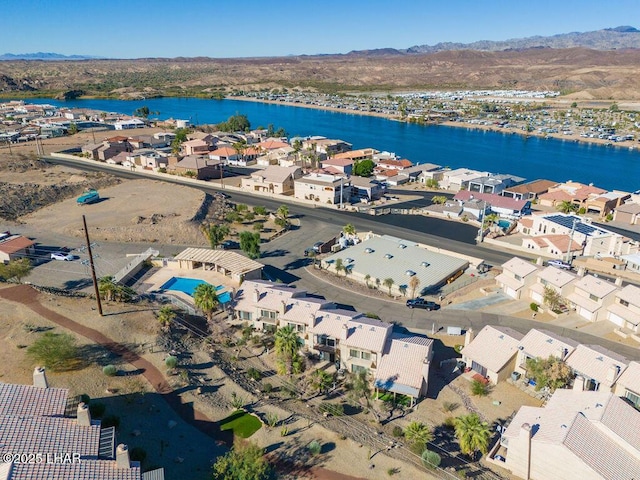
497;220;512;229
160;277;231;303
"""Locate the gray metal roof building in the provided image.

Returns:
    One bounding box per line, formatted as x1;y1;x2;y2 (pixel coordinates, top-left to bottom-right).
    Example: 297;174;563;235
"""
322;234;468;295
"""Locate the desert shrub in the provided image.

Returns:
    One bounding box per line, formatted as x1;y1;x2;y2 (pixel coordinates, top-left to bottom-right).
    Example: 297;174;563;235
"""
265;412;279;428
530;302;539;312
307;440;322;456
443;417;456;430
103;365;117;376
471;380;489;396
387;467;399;476
421;449;442;468
262;383;273;394
102;415;120;429
27;332;79;372
246;367;261;381
280;426;289;437
409;442;425;455
319;402;344;416
89;402;106;418
235;203;248;212
442;401;459;413
165;355;178;369
392;426;404;437
231;392;244;409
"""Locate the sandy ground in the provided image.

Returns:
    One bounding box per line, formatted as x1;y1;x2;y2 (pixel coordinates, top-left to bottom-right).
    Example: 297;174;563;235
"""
20;179;208;245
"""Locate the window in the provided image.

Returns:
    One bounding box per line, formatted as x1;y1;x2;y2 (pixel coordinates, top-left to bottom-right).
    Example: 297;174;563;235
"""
626;390;640;409
238;311;252;321
349;349;359;359
351;364;368;374
260;309;277;319
514;274;522;281
589;293;599;302
361;352;371;361
540;279;548;286
620;299;630;307
287;322;305;333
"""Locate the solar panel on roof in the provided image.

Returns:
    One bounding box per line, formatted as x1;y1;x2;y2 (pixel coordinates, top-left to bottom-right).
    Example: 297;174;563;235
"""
546;215;607;236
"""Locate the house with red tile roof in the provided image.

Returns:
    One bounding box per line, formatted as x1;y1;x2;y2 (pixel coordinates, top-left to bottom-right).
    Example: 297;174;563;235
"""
454;191;531;219
0;233;35;264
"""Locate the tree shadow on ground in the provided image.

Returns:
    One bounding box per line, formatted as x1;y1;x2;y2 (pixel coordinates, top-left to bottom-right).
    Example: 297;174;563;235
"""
282;258;312;271
261;265;300;284
62;278;93;290
260;248;289;258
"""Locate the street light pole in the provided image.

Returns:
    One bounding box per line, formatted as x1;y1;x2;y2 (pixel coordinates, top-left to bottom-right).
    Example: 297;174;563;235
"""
477;200;487;243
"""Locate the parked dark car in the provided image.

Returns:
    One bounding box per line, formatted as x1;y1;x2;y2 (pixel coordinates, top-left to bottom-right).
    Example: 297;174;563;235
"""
312;241;324;253
406;298;441;310
220;240;239;250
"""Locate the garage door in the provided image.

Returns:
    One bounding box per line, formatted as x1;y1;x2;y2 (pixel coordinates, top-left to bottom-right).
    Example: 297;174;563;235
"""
531;291;543;304
578;307;593;321
505;287;518;299
608;312;625;328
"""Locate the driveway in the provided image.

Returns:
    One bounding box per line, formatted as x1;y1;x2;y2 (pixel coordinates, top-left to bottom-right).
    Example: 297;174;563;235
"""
444;292;511;311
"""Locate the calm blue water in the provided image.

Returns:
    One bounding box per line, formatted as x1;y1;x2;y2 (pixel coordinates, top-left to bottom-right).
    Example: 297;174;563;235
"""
161;277;231;303
35;97;640;191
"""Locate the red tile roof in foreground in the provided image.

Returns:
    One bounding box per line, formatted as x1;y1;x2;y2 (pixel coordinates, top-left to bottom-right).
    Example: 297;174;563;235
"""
0;236;35;254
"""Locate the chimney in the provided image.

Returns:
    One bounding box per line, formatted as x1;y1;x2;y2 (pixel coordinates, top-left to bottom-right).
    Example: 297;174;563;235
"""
606;365;620;383
309;313;316;328
116;444;130;469
557;347;567;361
536;257;543;266
520;423;533;480
615;277;623;287
252;289;260;303
279;300;287;315
33;366;48;389
77;402;91;427
576;267;586;277
464;328;475;347
573;375;585;391
341;324;348;341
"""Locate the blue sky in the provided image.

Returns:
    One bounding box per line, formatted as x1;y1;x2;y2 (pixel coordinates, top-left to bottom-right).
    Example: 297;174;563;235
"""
1;0;638;58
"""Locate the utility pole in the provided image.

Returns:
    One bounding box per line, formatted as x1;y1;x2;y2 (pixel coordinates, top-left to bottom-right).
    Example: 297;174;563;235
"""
477;200;487;243
339;176;343;209
83;215;103;316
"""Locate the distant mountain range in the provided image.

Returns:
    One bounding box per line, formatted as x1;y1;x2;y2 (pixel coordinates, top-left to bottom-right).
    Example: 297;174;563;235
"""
346;26;640;56
0;52;102;61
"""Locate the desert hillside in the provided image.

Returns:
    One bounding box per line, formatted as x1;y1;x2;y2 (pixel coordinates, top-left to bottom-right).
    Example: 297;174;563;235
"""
2;48;640;100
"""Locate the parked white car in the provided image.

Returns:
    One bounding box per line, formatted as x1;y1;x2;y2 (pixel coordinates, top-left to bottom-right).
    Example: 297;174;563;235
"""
51;252;74;261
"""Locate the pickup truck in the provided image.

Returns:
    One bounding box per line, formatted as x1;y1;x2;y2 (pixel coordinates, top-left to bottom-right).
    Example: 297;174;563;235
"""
406;298;441;310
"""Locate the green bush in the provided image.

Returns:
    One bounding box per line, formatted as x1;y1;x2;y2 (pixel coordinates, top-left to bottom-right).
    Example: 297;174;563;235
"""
471;380;489;397
280;426;289;437
392;426;404;437
253;206;268;216
443;417;456;430
27;332;79;372
262;383;273;394
307;440;322;456
246;367;261;381
102;365;117;376
530;302;539;312
165;355;178;369
421;449;442;468
319;402;344;416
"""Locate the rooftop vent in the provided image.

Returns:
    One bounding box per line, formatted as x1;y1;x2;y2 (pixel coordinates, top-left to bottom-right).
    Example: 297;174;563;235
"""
398;244;407;249
499;335;504;340
596;356;604;361
346;258;353;264
384;254;393;259
405;270;416;276
364;248;374;254
421;262;430;267
546;339;554;344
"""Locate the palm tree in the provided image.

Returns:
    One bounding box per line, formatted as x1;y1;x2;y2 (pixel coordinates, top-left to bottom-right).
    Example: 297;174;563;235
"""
404;421;434;448
193;283;219;324
334;258;345;277
342;223;356;237
274;325;302;375
157;306;176;333
399;284;407;297
409;276;421;299
98;276;118;301
275;205;290;230
454;414;492;459
557;200;578;214
375;278;381;290
383;277;394;296
485;213;499;226
201;223;230;249
432;195;447;205
364;274;371;288
309;369;333;395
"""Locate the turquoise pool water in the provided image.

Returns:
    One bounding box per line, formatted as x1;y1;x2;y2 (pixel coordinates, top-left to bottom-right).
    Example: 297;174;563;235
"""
497;220;511;229
160;277;231;303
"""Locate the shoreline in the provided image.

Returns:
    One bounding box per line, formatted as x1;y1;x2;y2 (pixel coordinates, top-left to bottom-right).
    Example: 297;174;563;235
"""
229;95;639;151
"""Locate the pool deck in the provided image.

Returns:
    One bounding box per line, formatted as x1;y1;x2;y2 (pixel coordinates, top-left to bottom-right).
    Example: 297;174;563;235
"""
144;265;236;301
